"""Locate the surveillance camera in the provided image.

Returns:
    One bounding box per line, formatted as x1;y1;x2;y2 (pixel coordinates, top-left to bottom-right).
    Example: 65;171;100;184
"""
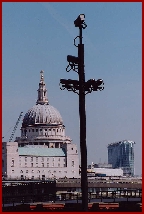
67;55;79;64
74;14;85;27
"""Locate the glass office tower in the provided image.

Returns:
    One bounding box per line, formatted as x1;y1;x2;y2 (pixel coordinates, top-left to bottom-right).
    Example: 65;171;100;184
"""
108;140;135;176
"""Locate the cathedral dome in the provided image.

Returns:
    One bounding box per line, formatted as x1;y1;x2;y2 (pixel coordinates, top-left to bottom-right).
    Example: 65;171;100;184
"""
22;104;63;126
22;70;63;127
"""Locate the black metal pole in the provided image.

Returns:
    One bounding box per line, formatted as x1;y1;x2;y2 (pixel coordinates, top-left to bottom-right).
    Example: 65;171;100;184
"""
60;14;104;211
78;26;88;211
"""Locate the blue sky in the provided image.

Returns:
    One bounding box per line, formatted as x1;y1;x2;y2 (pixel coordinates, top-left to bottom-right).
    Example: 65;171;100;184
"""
2;2;142;175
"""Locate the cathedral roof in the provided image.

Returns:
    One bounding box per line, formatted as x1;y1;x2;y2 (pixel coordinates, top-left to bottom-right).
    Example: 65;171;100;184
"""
18;147;66;157
22;70;63;127
22;104;63;126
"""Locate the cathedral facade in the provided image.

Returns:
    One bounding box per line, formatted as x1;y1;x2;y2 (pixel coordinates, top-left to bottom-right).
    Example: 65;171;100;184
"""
2;71;80;180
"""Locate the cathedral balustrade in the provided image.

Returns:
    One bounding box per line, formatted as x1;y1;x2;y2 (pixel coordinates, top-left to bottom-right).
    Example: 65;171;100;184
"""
33;135;71;141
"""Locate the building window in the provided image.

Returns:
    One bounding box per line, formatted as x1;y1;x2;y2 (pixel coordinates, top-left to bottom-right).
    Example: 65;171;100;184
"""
42;157;44;162
36;157;38;162
25;162;27;167
12;170;14;173
2;160;4;167
32;129;34;132
25;157;27;162
47;158;49;162
45;129;47;131
29;129;30;132
20;170;23;173
31;163;33;167
47;163;49;167
36;129;38;132
53;158;54;161
31;157;33;162
58;163;60;167
11;159;14;167
42;163;44;167
72;161;74;167
26;170;28;173
76;150;77;153
49;129;51;131
40;129;42;131
36;163;38;167
53;163;54;167
32;170;34;173
71;147;73;150
58;158;60;161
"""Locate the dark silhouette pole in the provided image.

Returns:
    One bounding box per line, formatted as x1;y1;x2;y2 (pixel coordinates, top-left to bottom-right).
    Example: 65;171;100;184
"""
78;26;88;211
60;14;104;212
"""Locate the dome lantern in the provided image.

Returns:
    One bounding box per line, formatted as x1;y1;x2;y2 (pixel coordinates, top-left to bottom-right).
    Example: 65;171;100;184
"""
36;70;49;105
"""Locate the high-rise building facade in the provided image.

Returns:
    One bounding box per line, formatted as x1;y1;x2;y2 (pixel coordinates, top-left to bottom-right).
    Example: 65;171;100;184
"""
108;140;135;176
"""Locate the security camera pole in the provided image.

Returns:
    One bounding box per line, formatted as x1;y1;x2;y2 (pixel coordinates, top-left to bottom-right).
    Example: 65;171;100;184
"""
60;14;104;212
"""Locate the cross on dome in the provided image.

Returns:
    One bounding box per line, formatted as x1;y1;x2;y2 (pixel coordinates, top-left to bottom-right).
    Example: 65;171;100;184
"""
40;70;44;81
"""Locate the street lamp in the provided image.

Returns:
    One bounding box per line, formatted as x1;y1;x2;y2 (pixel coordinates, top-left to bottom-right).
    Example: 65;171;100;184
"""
60;14;104;212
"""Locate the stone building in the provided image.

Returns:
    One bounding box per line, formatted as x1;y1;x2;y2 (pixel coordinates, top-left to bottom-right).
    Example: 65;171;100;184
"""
2;70;79;180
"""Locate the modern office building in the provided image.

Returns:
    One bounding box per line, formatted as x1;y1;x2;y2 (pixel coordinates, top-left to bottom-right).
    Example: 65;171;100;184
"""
108;140;135;176
2;70;80;180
